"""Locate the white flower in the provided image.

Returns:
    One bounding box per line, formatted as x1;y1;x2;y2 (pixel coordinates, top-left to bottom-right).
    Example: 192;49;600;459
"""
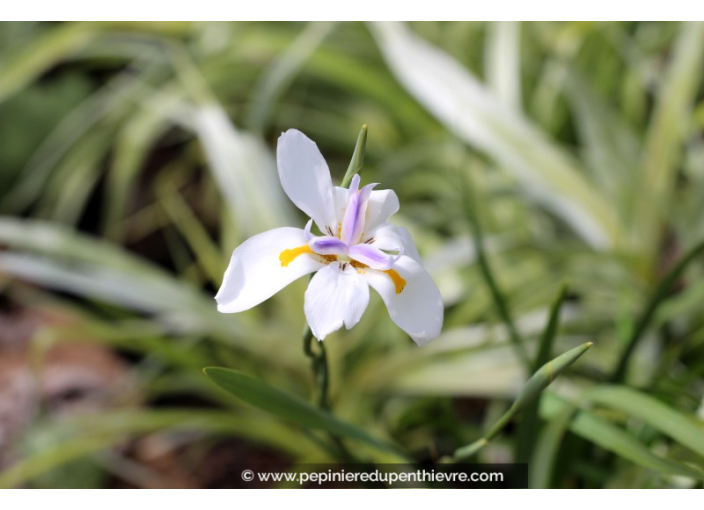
215;129;443;344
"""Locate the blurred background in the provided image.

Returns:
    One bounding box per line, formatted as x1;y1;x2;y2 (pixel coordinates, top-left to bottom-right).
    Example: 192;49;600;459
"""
0;21;703;488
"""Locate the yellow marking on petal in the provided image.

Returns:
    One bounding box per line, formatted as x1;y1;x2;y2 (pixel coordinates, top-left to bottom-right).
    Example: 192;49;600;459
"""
279;245;313;267
337;222;341;237
383;269;406;294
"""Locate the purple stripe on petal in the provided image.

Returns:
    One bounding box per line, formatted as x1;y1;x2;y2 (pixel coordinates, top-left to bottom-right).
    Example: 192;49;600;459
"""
309;236;348;256
340;175;360;245
340;180;378;246
352;183;377;242
349;243;394;270
340;190;360;246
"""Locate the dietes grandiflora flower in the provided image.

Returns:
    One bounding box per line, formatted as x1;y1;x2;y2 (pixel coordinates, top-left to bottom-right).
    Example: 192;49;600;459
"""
216;129;443;344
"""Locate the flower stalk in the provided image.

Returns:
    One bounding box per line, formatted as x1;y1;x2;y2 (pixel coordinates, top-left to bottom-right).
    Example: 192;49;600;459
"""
302;323;330;409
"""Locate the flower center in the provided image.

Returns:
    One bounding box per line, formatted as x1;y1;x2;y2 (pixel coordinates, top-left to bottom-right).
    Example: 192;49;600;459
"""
279;244;406;294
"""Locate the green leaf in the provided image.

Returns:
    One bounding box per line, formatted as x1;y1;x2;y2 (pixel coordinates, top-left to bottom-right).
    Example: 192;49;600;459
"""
611;237;704;382
203;367;407;459
532;283;569;372
0;409;319;489
454;342;592;460
156;179;225;286
246;21;336;134
340;124;368;188
0;23;97;105
485;21;521;110
0;252;214;325
541;393;704;479
192;104;292;241
516;282;570;462
0;22;190;105
461;169;529;368
529;404;577;488
104;106;168;239
513;341;592;413
586;386;704;460
566;72;640;216
634;21;704;257
371;21;622;248
1;70;150;212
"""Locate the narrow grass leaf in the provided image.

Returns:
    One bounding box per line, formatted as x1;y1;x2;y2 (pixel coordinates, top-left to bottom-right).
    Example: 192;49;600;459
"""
204;367;406;458
485;21;521;110
246;21;336;134
191;104;291;241
461;169;529;368
541;393;704;479
454;342;592;460
371;21;621;249
529;404;577;488
635;21;704;255
611;237;704;382
0;409;317;489
586;385;704;460
516;282;569;462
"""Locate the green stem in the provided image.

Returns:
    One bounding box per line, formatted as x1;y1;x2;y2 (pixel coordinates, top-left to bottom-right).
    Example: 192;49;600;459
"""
302;323;330;410
302;322;314;357
314;341;329;410
302;325;359;461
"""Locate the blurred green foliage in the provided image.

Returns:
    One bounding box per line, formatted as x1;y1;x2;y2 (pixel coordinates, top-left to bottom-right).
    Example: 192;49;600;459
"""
0;21;703;488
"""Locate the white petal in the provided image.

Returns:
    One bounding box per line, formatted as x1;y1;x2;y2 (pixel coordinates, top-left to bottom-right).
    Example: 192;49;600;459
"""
304;263;370;341
216;227;323;313
394;227;422;263
365;189;400;233
370;224;422;263
333;187;348;224
363;255;443;345
277;129;337;232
